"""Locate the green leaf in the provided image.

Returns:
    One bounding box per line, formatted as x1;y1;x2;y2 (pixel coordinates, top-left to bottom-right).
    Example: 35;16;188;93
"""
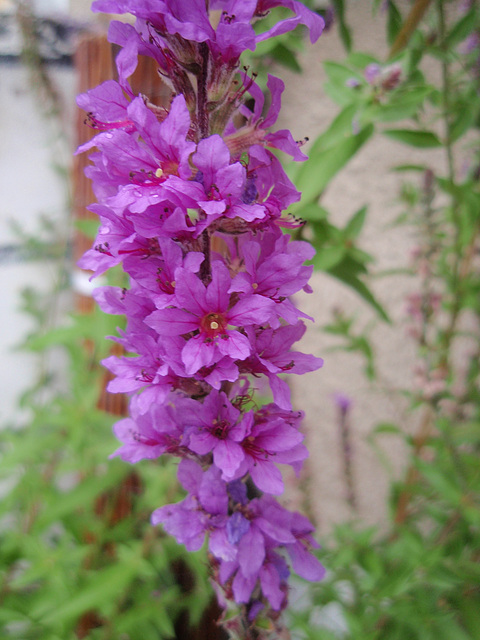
387;0;403;46
324;80;359;106
115;592;178;637
324;61;360;88
38;562;138;625
363;86;433;122
0;608;31;624
269;43;302;72
374;422;402;435
344;206;367;240
383;128;442;148
451;422;480;446
296;203;329;222
392;164;428;172
75;219;99;240
433;617;473;640
415;459;462;506
33;466;126;530
293;124;374;209
330;0;352;52
312;246;347;271
308;103;360;156
328;263;390;322
450;97;480;143
347;52;379;68
446;9;478;48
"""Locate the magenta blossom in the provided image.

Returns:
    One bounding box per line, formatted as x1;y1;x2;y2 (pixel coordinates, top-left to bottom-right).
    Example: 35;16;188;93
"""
78;0;325;627
146;261;275;375
185;390;246;478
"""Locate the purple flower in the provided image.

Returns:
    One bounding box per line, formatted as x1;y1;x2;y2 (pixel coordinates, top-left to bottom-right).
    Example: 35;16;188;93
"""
254;0;325;44
93;0;323;65
364;63;381;84
77;203;139;278
228;227;314;326
77;95;199;218
110;394;194;462
185;390;247;478
77;79;134;132
122;237;204;309
241;322;323;409
239;74;309;162
218;495;323;609
333;392;353;414
152;459;229;551
232;408;307;494
364;62;402;91
193;135;266;223
146;261;275;376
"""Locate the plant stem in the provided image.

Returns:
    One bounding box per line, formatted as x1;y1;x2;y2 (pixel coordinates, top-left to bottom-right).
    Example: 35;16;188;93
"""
389;0;433;58
200;228;212;284
197;42;210;140
197;42;212;283
436;0;464;369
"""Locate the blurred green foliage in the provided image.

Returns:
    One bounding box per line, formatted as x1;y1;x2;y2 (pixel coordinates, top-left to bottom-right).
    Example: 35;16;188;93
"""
0;282;212;638
286;1;480;638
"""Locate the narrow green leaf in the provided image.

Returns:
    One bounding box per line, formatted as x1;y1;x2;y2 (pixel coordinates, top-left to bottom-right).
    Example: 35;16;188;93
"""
383;128;442;148
344;206;367;240
296;203;329;222
328;264;390;322
433;617;473;640
387;0;403;46
269;43;302;72
446;9;478;48
308;103;359;156
330;0;352;52
0;608;31;623
39;562;137;625
293;124;374;209
33;466;126;529
374;422;402;435
324;61;360;87
392;164;428;172
312;246;347;271
415;459;462;505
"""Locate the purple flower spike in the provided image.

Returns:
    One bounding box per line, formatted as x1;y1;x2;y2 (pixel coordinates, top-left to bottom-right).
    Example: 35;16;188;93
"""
78;0;325;627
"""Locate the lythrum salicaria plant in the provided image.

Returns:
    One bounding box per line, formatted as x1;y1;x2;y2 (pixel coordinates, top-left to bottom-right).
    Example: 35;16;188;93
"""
77;1;325;636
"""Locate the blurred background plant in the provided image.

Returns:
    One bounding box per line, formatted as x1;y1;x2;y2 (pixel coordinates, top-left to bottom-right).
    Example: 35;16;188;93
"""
285;1;480;637
0;0;479;638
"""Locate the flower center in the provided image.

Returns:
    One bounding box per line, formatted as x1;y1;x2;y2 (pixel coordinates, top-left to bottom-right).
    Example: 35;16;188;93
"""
211;418;230;439
155;159;180;181
200;312;227;337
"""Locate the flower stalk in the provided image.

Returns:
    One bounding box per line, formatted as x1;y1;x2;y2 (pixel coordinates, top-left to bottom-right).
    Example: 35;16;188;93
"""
77;0;325;633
